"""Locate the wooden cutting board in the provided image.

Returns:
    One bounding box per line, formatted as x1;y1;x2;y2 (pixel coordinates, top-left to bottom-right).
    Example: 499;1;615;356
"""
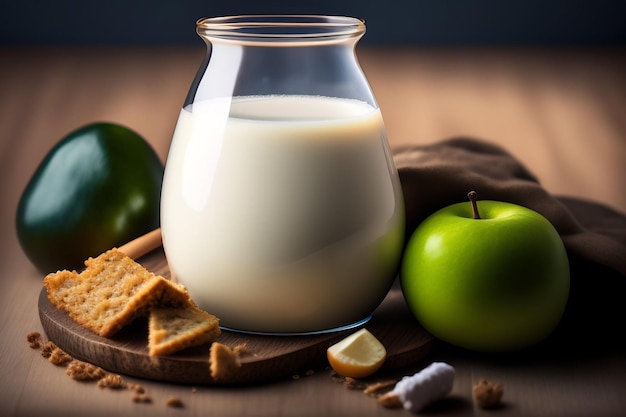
38;245;435;385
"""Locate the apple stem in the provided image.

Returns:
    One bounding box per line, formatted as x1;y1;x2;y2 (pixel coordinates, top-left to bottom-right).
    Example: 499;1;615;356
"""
468;191;481;219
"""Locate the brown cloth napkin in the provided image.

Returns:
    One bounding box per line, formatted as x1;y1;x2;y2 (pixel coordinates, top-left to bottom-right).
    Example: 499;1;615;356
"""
393;137;626;348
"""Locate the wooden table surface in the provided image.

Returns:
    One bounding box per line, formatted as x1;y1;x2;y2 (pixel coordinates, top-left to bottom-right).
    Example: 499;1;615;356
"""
1;46;625;417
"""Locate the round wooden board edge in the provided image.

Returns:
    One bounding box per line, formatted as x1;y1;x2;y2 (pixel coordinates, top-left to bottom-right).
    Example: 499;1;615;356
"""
37;246;435;386
38;287;356;385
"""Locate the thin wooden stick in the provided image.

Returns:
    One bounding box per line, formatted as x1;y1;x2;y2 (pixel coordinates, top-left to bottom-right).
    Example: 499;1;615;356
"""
118;228;162;260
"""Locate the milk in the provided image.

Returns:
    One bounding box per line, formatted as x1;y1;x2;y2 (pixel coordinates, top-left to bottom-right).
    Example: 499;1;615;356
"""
161;95;404;333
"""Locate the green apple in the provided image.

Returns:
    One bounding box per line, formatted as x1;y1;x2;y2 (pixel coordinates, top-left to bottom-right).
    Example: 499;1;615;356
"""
400;191;570;352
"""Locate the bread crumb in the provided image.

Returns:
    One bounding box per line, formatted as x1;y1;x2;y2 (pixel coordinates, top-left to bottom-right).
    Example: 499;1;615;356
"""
131;384;146;394
27;332;42;349
344;377;368;390
330;370;345;384
166;397;184;408
473;379;503;409
331;369;396;395
25;332;70;366
377;391;403;408
66;360;106;381
133;394;153;404
363;380;397;397
209;342;241;381
49;347;73;366
97;373;127;389
40;341;56;358
291;369;316;380
26;331;160;406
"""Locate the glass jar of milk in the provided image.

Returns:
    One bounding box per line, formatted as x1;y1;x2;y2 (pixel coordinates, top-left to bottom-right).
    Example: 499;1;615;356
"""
161;15;405;334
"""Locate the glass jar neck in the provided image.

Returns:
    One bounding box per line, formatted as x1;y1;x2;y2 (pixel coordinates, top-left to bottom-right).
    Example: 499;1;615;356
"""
185;15;376;109
196;15;365;47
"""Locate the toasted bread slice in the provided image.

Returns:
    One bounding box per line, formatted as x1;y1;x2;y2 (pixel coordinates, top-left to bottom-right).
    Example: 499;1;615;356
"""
148;306;221;356
44;248;191;337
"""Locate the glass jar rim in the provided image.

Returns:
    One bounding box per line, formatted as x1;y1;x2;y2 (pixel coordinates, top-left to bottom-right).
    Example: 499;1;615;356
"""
196;15;366;45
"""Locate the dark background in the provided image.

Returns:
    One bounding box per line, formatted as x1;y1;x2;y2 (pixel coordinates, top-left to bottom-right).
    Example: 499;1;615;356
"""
2;0;626;46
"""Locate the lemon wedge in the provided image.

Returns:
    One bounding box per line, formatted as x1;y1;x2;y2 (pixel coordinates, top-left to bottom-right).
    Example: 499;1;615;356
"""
327;328;386;378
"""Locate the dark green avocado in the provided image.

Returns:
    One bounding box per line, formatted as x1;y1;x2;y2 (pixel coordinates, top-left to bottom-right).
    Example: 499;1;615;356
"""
16;122;164;274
